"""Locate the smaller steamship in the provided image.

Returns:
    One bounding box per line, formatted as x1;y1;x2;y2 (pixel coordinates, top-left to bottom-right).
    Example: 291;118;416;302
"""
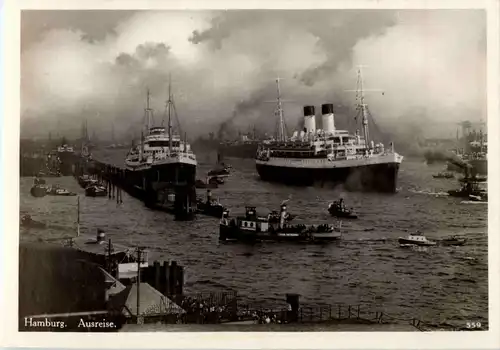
122;80;198;219
255;68;403;192
124;83;197;193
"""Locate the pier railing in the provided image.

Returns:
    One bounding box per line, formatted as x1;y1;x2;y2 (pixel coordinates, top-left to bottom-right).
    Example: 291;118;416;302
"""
132;296;486;331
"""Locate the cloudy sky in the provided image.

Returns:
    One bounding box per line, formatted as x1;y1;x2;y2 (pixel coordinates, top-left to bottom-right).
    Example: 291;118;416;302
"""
21;10;486;142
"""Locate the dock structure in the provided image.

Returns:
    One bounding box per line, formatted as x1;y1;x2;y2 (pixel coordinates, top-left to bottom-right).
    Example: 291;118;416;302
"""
75;155;197;220
20;242;444;330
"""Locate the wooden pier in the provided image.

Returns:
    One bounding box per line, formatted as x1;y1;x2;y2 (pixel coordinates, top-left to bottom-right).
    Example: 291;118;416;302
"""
74;156;197;220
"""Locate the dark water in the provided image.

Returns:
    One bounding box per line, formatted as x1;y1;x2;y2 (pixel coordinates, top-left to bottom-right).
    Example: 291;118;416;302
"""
20;151;488;327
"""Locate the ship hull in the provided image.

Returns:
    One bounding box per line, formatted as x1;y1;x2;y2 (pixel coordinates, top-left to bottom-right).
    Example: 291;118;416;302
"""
58;152;76;176
256;161;400;193
219;224;341;243
124;162;197;191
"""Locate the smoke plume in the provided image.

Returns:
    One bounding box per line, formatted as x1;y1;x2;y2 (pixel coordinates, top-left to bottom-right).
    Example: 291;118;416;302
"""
21;10;486;149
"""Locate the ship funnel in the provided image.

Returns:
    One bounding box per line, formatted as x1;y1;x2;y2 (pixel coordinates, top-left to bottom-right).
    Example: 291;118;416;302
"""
321;103;335;134
303;106;316;134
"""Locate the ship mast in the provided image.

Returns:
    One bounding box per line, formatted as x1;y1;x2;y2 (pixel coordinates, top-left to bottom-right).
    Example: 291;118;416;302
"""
144;88;153;134
167;76;173;153
346;66;384;149
163;75;184;154
275;78;286;142
356;67;370;147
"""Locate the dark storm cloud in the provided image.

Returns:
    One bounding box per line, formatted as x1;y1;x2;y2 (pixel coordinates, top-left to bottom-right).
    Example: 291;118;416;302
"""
21;10;486;144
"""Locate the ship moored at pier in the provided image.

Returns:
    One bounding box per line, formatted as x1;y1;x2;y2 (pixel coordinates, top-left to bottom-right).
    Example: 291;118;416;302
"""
124;85;197;192
255;69;403;192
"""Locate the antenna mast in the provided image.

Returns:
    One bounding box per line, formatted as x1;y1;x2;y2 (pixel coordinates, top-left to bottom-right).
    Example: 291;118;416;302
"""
345;66;384;148
167;76;173;153
276;78;286;142
145;88;153;133
356;67;370;147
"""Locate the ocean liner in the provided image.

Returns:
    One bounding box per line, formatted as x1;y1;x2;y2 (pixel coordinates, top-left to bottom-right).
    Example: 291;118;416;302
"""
255;69;403;192
124;83;197;193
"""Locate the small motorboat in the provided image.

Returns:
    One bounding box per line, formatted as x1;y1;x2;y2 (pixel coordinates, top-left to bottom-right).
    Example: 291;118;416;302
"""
30;185;48;198
440;235;467;246
197;190;226;217
197;199;226;218
208;162;231;177
433;171;454;179
20;214;46;229
469;193;487;202
46;186;77;196
77;175;96;188
328;200;358;219
85;184;108;197
398;232;436;247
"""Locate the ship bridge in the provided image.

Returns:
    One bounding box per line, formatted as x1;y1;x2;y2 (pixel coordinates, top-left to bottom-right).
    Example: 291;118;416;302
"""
149;126;166;135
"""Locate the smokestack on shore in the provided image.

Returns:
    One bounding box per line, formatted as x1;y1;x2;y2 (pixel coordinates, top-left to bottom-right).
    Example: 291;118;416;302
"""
321;103;335;134
303;106;316;134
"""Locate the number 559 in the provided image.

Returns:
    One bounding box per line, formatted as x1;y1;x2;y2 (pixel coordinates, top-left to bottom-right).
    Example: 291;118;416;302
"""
466;321;482;329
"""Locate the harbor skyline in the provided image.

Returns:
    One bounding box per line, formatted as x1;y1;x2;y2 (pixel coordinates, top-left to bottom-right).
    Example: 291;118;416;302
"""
21;9;486;146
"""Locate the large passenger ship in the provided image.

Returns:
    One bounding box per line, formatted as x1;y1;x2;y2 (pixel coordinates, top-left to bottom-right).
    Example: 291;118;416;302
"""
124;83;197;193
255;68;403;192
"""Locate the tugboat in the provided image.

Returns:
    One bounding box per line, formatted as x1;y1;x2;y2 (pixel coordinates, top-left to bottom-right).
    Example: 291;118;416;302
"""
85;183;108;197
219;206;342;243
440;235;467;246
208;165;231;177
46;185;77;196
433;171;454;179
30;177;49;198
208;152;231;177
196;190;226;218
328;198;358;219
398;232;436;247
448;177;487;199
